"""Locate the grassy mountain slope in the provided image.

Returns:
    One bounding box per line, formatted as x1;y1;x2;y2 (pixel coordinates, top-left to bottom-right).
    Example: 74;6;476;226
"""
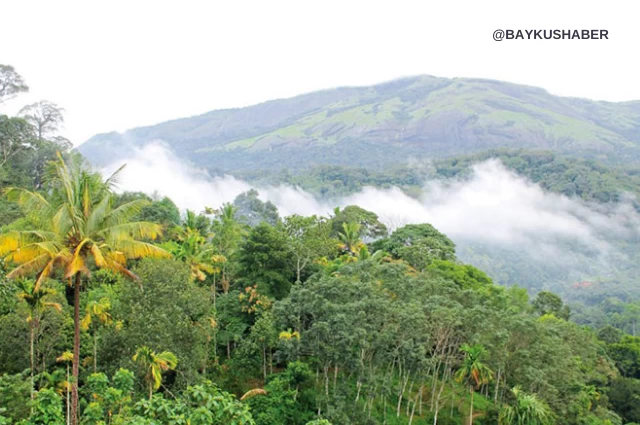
79;76;640;171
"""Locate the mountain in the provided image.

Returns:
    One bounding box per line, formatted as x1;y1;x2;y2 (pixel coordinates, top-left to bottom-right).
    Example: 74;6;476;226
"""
78;75;640;171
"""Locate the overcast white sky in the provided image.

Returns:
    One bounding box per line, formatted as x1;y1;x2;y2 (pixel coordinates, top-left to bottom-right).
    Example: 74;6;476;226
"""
1;0;638;145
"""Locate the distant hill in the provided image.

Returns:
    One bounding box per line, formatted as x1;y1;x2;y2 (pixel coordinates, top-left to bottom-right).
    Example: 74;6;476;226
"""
78;76;640;171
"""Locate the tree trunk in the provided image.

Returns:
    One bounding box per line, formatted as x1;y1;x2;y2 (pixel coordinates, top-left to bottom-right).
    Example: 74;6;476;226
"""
397;371;409;417
66;364;70;425
212;277;216;309
93;333;98;373
30;323;35;401
262;344;267;381
409;386;421;424
469;387;474;425
71;273;81;425
494;368;501;404
203;335;209;375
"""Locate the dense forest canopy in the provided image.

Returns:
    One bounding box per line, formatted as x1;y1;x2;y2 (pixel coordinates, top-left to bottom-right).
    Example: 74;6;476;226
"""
2;65;640;425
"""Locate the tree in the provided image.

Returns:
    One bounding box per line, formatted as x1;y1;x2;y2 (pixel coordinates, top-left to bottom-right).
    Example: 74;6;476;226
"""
283;215;336;283
81;297;119;373
239;222;292;299
621;302;640;336
15;279;62;400
0;65;29;103
0;154;170;425
211;203;245;291
19;101;65;140
337;222;363;255
132;346;178;399
0;115;36;169
331;205;387;241
137;196;181;230
608;377;640;423
455;344;494;425
374;223;456;270
499;386;554;425
56;351;73;425
233;189;280;227
165;210;218;283
607;336;640;379
532;291;570;320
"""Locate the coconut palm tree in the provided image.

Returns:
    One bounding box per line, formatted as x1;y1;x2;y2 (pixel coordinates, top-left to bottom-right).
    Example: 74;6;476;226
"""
0;153;170;425
499;386;554;425
169;227;216;282
132;346;178;399
455;343;494;425
15;279;62;400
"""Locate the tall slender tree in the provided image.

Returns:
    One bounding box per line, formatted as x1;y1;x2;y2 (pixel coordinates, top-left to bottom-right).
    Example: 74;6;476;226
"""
455;344;494;425
81;297;118;373
15;279;62;400
0;153;170;425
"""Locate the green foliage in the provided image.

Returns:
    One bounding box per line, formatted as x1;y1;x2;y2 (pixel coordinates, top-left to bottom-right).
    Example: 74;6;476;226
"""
499;386;554;425
374;223;456;270
238;223;293;299
246;362;316;425
607;336;640;378
140;196;181;228
533;291;571;320
0;372;31;421
100;259;209;387
608;378;640;423
2;102;640;425
30;389;64;424
427;260;493;290
330;206;387;240
131;382;254;425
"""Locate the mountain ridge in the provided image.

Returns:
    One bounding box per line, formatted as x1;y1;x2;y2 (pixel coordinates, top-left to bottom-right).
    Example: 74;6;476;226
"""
78;75;640;171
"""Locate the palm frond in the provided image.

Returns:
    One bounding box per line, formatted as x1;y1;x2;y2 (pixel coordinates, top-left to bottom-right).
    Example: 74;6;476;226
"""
102;200;150;228
114;240;171;260
90;244;107;268
6;254;51;279
4;187;52;216
86;194;111;234
103;163;126;190
34;258;56;292
103;221;163;241
240;388;267;400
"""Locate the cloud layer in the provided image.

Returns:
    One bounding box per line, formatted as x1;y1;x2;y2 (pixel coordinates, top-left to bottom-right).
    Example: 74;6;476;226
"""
104;142;640;283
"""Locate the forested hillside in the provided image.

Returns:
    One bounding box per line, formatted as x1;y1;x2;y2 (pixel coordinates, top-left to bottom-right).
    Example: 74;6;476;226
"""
3;65;640;425
78;76;640;172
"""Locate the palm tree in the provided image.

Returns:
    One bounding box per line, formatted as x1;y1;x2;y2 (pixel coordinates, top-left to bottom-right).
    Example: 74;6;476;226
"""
338;222;363;255
0;153;170;425
81;297;119;373
15;279;62;400
132;346;178;399
499;386;554;425
211;203;245;293
169;227;216;282
455;343;494;425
